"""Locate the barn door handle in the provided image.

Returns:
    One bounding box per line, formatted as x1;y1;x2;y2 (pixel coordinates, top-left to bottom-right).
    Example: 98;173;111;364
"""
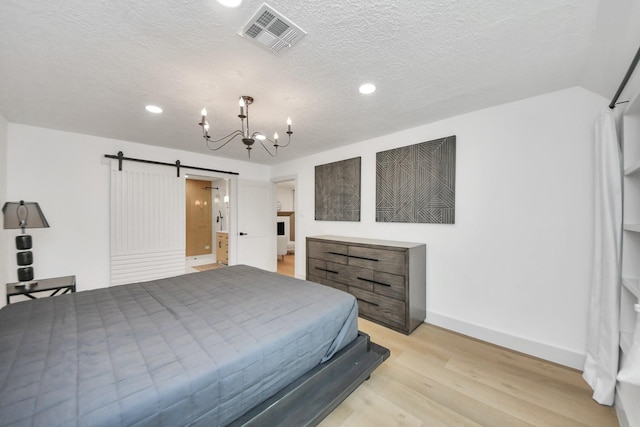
239;232;248;236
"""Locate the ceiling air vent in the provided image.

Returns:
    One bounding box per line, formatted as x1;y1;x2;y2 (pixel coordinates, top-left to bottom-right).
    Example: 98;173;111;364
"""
240;3;307;55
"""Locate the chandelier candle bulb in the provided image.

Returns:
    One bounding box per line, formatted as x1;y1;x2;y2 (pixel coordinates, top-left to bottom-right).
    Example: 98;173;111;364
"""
199;108;209;136
238;98;245;118
287;117;292;133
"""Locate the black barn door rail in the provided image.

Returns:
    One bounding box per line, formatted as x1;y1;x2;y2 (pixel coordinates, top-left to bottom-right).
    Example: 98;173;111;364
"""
104;151;239;177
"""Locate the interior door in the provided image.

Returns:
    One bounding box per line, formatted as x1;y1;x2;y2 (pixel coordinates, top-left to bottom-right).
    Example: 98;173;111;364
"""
110;161;185;286
237;179;276;271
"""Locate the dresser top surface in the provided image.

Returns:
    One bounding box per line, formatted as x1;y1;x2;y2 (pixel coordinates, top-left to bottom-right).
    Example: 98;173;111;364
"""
308;235;425;249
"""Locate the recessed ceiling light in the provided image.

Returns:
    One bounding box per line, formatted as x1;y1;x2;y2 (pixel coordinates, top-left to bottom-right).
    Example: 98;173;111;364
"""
145;105;163;114
359;83;376;95
218;0;241;7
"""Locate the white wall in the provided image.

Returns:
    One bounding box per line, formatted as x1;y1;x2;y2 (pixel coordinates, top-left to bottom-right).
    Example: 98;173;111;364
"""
4;125;270;302
0;112;8;305
276;184;295;211
210;177;229;233
271;87;606;369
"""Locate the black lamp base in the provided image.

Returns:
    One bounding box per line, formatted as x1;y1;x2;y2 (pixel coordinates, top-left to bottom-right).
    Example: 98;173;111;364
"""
17;251;33;266
16;266;37;289
16;234;32;250
17;266;34;282
15;234;36;287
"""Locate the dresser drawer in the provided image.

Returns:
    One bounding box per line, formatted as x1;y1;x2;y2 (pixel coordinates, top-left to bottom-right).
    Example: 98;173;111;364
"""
309;276;349;293
328;262;374;291
372;271;405;300
308;258;329;279
348;245;405;275
350;270;405;300
350;287;406;329
308;240;348;264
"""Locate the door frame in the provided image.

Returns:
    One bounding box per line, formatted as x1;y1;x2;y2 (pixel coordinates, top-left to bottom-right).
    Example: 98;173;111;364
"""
272;174;298;277
184;173;238;266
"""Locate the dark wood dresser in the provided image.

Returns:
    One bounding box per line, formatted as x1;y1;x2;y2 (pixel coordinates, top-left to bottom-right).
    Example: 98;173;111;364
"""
306;235;426;335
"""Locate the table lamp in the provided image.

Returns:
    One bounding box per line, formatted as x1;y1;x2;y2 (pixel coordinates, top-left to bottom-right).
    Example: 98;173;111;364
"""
2;200;50;287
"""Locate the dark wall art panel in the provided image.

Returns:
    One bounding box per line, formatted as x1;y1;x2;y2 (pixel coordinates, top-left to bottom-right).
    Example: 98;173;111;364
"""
315;157;361;221
376;135;456;224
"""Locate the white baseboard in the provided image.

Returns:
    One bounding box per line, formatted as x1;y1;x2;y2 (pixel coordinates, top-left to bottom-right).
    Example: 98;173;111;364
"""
426;311;585;370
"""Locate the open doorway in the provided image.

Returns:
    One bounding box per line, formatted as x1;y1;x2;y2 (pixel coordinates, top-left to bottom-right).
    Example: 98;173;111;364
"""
185;176;230;273
276;179;295;277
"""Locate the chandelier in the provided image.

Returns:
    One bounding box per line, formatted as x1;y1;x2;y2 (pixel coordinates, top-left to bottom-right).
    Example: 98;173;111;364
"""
198;96;292;158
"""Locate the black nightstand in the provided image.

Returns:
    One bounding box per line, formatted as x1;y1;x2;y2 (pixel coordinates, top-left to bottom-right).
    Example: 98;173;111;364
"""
6;275;76;305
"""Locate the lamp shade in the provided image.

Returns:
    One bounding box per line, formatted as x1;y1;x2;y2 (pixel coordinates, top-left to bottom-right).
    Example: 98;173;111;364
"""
2;201;50;230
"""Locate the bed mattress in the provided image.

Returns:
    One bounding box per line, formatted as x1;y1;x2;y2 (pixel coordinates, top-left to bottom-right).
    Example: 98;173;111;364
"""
0;265;358;427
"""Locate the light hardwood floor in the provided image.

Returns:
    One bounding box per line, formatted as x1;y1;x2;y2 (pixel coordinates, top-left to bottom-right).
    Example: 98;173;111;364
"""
319;318;618;427
277;253;295;277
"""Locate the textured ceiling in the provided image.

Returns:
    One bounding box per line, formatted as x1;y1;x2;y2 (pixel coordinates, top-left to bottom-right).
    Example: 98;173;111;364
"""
1;0;639;164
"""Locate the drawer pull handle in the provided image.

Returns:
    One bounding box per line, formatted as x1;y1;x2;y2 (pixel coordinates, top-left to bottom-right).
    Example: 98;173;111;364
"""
357;277;391;287
356;298;379;307
314;267;339;275
326;251;346;257
348;255;379;262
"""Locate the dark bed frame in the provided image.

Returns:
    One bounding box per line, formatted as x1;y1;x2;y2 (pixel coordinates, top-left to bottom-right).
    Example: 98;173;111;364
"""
229;332;389;426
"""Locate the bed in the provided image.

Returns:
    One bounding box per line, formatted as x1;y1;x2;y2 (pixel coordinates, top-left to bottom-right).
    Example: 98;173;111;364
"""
0;265;388;426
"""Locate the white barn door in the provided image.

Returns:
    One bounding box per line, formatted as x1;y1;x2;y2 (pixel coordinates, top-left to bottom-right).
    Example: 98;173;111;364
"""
110;161;185;286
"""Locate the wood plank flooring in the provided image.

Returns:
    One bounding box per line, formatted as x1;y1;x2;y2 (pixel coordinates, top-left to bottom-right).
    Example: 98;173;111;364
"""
191;263;225;272
319;319;618;427
277;253;295;277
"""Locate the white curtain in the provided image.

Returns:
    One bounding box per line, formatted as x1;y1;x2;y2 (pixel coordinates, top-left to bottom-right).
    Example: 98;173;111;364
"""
583;108;623;405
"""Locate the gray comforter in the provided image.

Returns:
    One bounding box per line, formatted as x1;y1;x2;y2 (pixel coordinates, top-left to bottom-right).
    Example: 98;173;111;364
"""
0;265;358;426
